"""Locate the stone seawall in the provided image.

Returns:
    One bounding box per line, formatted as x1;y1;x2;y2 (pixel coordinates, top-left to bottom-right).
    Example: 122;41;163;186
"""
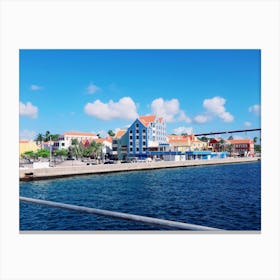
19;157;260;181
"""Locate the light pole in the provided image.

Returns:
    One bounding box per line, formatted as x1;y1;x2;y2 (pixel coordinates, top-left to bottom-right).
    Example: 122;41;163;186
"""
49;136;52;167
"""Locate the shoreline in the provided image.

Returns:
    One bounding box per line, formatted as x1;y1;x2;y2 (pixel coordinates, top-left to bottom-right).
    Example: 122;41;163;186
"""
19;157;260;181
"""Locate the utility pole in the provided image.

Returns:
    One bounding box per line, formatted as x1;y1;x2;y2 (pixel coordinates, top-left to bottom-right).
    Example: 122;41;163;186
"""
49;136;52;167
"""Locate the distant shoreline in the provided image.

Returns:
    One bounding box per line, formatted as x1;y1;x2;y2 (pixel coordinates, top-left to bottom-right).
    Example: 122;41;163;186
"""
19;157;260;181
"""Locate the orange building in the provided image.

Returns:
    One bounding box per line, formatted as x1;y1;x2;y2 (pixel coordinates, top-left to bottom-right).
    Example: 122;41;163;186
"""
227;139;254;156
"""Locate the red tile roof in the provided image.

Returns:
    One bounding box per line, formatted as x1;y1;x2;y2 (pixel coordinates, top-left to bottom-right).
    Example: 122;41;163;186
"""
227;139;253;144
138;115;157;127
63;131;96;137
115;130;126;139
95;138;105;143
105;136;112;143
167;135;188;141
19;140;30;143
95;137;112;144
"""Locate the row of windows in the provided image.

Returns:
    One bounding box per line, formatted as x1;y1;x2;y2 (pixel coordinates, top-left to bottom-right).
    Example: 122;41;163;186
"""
130;129;146;134
54;142;65;147
235;144;248;148
130;141;146;146
129;147;147;152
130;135;146;140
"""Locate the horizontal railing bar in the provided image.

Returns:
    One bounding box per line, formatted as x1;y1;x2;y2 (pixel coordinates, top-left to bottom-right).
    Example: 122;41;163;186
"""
20;196;222;231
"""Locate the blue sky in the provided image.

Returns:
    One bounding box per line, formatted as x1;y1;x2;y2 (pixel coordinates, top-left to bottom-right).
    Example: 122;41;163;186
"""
20;49;261;140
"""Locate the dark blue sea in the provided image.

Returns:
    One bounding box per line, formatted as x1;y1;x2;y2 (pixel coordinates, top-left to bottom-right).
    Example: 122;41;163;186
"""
20;162;261;231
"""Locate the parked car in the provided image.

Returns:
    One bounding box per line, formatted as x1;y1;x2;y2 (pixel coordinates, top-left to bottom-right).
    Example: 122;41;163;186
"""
104;160;115;164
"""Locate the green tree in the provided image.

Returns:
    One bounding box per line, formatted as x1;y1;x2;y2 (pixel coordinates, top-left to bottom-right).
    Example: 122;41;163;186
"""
226;144;233;154
108;130;115;137
228;135;234;140
54;149;68;157
45;131;51;141
22;150;36;158
254;144;261;153
71;138;79;146
37;149;50;158
51;134;59;141
219;139;226;152
35;133;44;149
253;136;258;144
89;141;103;159
199;136;209;142
70;138;82;159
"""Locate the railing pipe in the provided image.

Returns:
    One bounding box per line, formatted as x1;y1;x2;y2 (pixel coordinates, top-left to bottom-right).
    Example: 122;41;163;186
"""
20;196;222;231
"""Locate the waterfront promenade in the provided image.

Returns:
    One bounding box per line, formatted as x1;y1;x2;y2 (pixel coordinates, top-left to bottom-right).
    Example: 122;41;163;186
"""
19;157;260;181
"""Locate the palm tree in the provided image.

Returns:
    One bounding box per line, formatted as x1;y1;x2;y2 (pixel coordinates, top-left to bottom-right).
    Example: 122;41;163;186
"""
226;144;233;156
51;134;59;141
45;131;51;141
253;136;258;144
71;138;82;159
107;130;115;137
35;133;44;149
219;139;226;152
89;141;103;159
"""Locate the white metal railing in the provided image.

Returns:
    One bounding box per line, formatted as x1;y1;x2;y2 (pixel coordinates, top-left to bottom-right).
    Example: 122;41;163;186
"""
20;196;222;231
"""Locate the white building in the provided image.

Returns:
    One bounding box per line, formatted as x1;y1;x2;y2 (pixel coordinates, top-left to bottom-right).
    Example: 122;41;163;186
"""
54;131;98;150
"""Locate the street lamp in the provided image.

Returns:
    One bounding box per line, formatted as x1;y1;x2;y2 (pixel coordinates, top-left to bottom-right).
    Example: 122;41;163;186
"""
49;136;52;167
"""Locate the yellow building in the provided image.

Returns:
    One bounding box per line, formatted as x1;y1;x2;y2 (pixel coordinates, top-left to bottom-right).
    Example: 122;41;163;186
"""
19;140;39;157
167;135;191;152
190;138;208;151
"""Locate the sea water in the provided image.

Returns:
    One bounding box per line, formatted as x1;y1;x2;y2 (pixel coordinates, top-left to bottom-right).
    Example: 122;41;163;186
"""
20;162;261;231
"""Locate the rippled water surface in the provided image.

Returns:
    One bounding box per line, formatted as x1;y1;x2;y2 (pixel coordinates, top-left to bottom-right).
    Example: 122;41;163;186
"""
20;162;261;231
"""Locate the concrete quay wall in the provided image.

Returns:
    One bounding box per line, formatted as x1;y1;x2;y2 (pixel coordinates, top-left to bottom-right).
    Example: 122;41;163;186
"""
19;157;260;181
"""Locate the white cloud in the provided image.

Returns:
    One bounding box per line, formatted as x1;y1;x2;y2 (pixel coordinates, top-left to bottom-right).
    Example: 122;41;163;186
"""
178;110;192;123
194;114;209;124
203;96;234;122
84;97;138;121
30;84;42;91
244;121;252;127
150;98;191;123
249;104;261;115
86;83;99;94
172;126;193;135
19;101;38;118
20;129;37;140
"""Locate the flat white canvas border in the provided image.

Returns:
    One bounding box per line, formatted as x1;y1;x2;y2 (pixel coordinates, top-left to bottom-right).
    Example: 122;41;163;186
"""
0;0;279;279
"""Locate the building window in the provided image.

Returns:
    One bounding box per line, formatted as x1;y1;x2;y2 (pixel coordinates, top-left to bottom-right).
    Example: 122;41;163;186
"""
130;130;132;134
130;148;133;152
136;148;139;152
143;141;146;146
136;129;139;133
130;141;132;146
62;143;65;146
136;136;139;139
136;123;139;128
130;136;132;139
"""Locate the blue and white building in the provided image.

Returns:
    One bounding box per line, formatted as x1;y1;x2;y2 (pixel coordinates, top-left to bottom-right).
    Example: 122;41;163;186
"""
127;115;168;159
